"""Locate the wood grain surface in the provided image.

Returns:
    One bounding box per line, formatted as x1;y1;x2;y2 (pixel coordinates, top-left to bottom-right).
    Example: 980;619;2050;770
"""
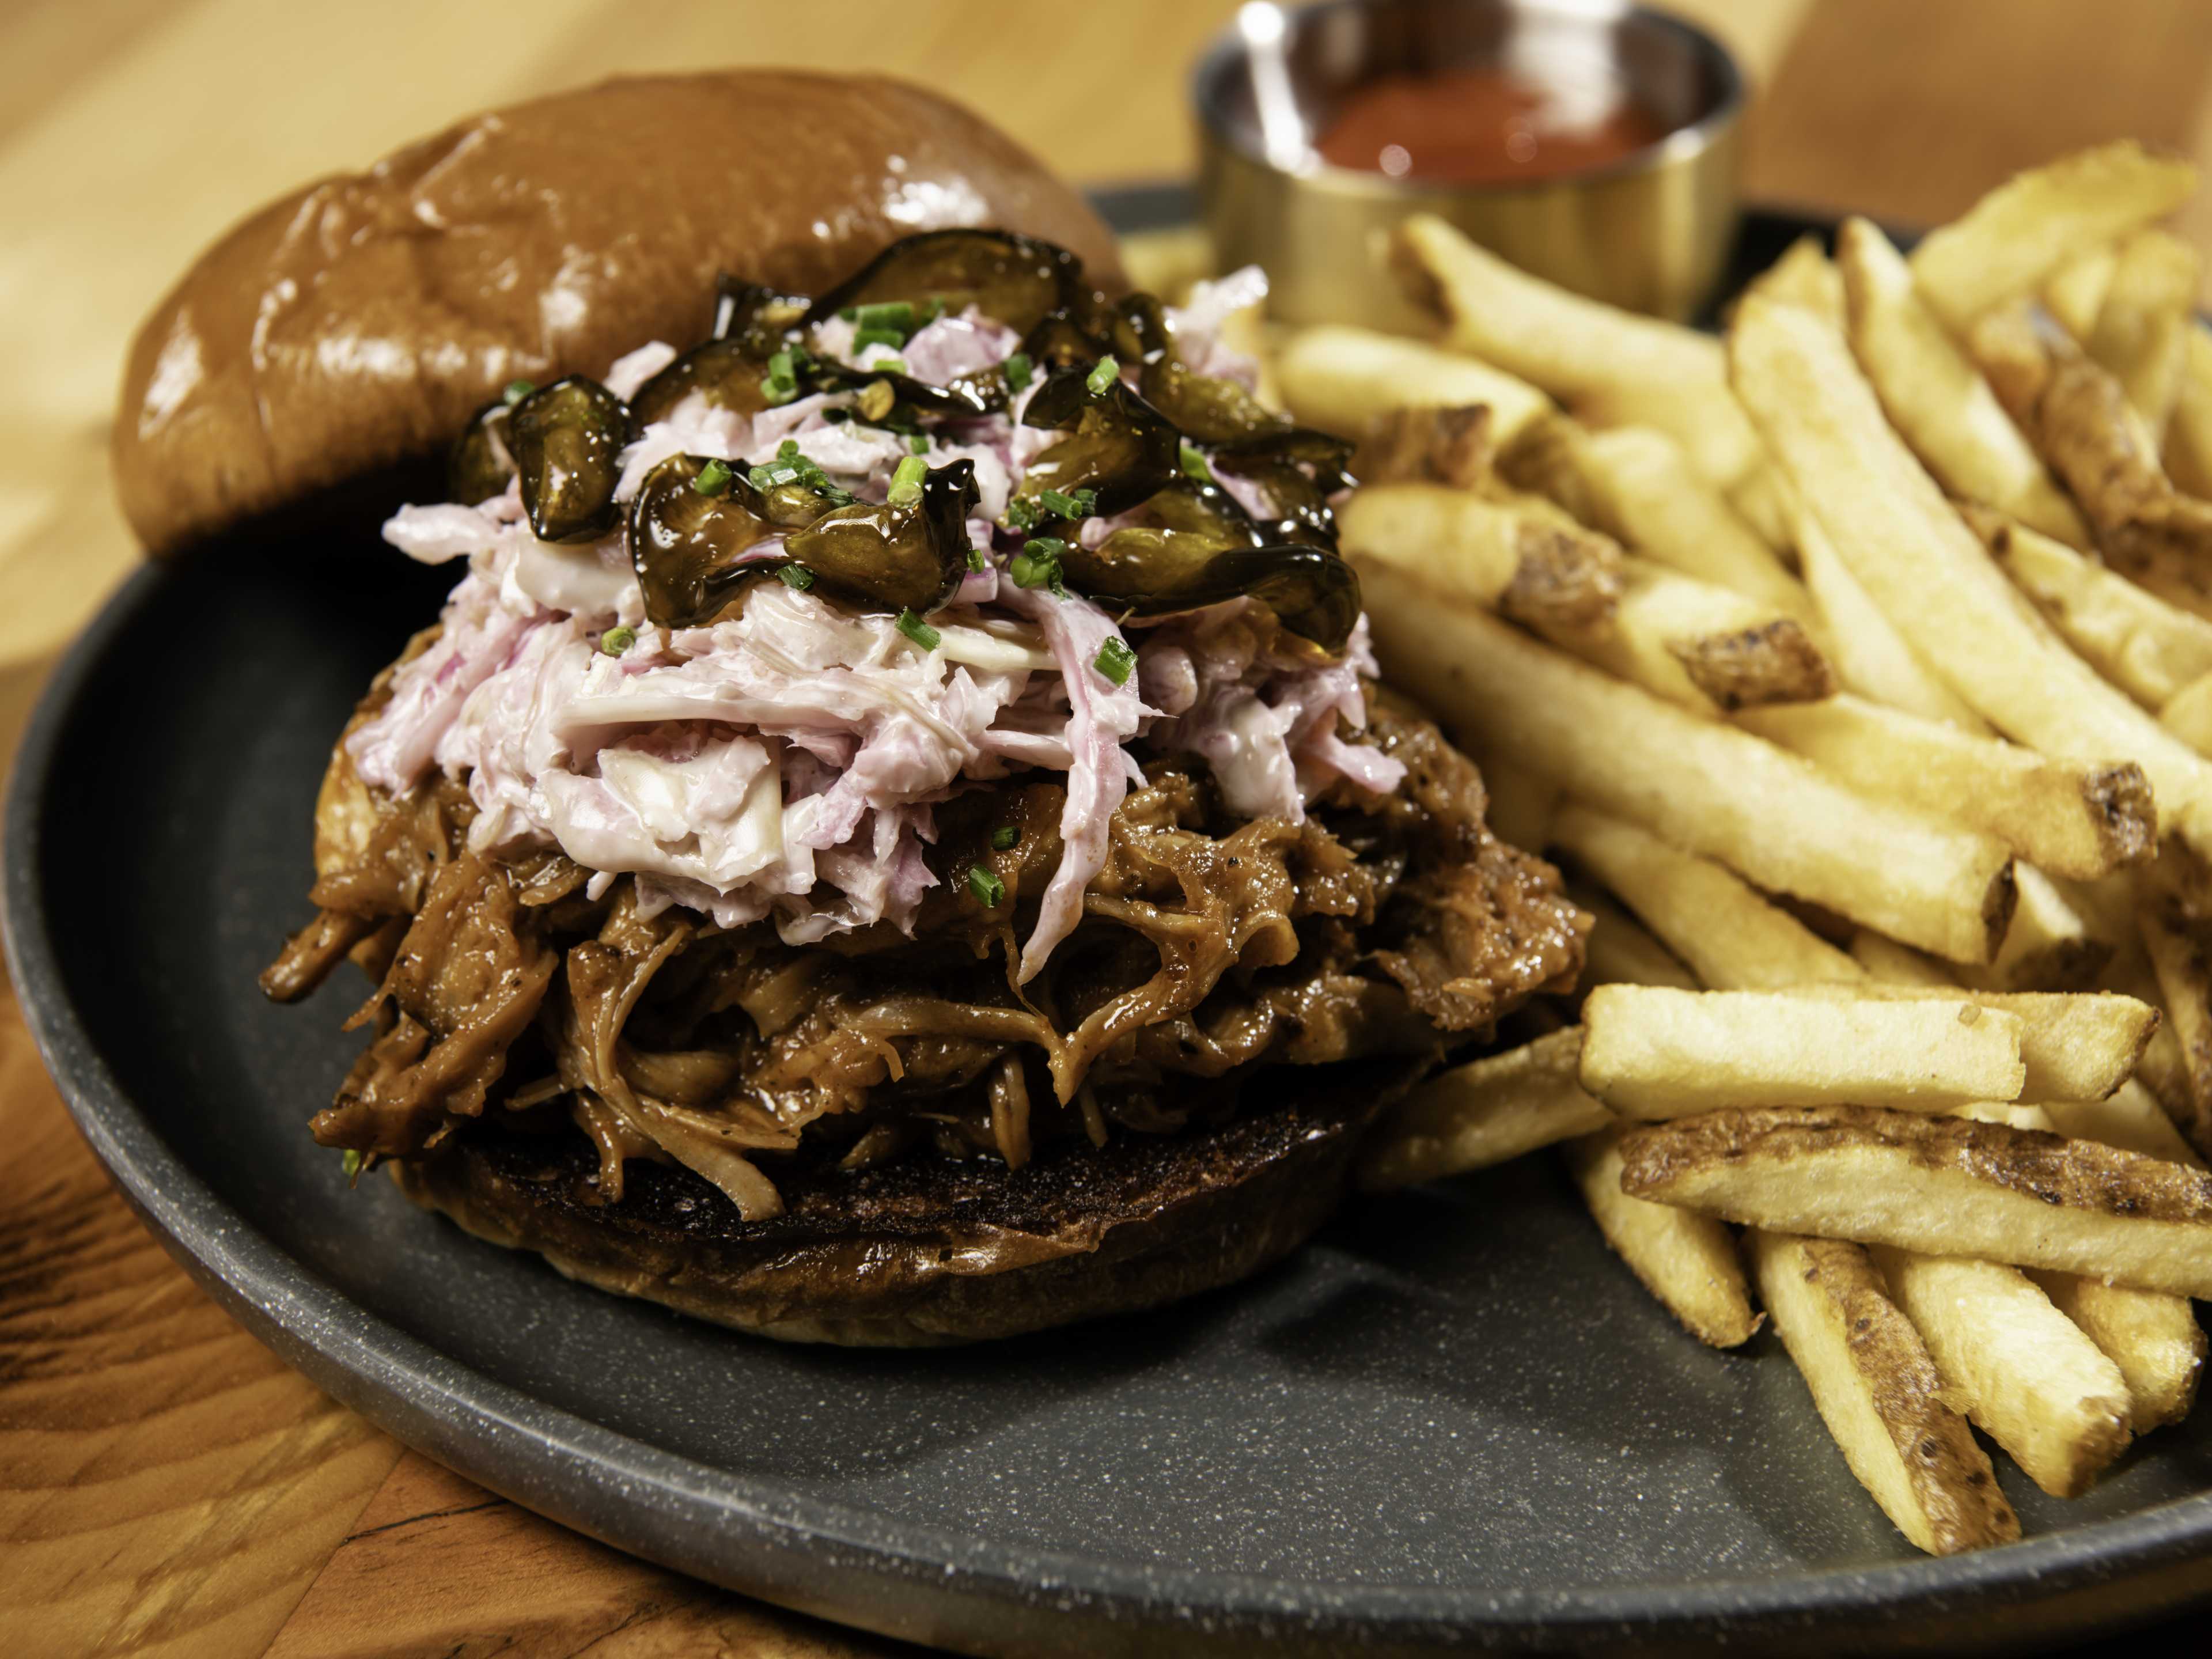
8;1;2212;1653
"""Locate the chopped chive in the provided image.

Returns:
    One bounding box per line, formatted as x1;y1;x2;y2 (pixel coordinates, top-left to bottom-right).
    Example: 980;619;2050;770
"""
908;433;930;454
1003;351;1033;392
854;326;906;354
896;608;941;650
1085;355;1119;396
1009;536;1067;589
599;624;637;656
778;438;801;459
966;547;987;573
502;378;536;406
1037;486;1098;520
967;864;1006;907
1093;635;1137;687
851;300;916;335
342;1148;364;1179
694;457;734;495
759;348;802;404
886;454;929;507
1179;441;1214;483
1001;496;1040;532
778;563;816;590
990;825;1020;851
874;356;908;375
839;306;859;321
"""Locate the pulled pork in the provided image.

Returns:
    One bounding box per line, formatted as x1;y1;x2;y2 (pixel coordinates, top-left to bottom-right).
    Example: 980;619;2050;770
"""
268;689;1585;1219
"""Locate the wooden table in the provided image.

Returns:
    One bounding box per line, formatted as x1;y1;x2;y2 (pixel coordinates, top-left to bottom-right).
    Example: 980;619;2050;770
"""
10;1;2212;1651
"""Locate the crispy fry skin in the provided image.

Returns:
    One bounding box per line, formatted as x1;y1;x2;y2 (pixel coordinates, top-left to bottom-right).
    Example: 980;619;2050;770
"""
1621;1105;2212;1297
1969;302;2212;594
1499;416;1815;619
1353;403;1493;490
1339;484;1623;630
1748;1231;2021;1555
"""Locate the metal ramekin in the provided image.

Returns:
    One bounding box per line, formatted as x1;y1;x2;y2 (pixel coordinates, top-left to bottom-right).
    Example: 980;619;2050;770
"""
1194;0;1744;328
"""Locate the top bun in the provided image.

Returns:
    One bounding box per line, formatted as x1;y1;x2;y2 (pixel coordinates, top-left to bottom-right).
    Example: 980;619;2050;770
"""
112;71;1124;555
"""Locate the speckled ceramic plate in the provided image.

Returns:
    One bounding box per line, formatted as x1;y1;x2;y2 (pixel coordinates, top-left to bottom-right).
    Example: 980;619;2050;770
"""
12;196;2212;1657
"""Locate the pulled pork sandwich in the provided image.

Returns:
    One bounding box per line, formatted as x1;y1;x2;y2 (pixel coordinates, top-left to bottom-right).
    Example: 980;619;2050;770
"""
117;71;1585;1344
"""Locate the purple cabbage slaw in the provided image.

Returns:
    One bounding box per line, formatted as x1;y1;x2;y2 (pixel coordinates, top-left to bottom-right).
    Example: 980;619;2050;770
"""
357;274;1404;982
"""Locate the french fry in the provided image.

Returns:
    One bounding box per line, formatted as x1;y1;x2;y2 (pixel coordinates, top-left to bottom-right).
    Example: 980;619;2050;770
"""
1972;508;2212;709
2162;670;2212;756
1550;804;1865;991
1362;569;2018;961
1355;1028;1611;1190
2164;328;2212;499
1389;213;1764;490
2044;244;2119;342
2023;1070;2207;1438
2084;229;2202;440
1562;1127;1760;1348
1499;416;1816;619
1736;695;2153;880
1746;233;1844;321
2029;1271;2206;1431
1869;1245;2134;1497
1838;217;2090;548
2104;943;2198;1123
1778;984;2155;1104
1729;464;1794;552
1471;745;1558;854
1747;1231;2020;1556
1908;141;2197;334
1353;403;1493;490
2044;1080;2205;1166
2137;885;2212;1149
1620;1105;2212;1298
1573;883;1699;991
1969;301;2212;593
1784;475;1993;732
1730;291;2212;859
1537;556;1832;714
1580;986;2026;1118
1274;324;1552;446
1338;483;1622;630
1959;863;2112;993
1850;930;1958;987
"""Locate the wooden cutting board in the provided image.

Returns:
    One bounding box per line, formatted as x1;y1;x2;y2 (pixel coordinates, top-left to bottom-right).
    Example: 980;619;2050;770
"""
12;1;2212;1652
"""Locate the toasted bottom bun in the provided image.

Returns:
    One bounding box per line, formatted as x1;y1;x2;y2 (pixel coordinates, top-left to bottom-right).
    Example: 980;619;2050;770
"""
393;1057;1425;1346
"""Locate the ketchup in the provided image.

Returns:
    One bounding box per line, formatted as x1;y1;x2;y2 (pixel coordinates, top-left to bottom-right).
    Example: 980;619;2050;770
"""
1315;66;1670;185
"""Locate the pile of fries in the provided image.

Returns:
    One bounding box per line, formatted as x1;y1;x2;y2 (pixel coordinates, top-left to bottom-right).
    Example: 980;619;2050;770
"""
1278;143;2212;1556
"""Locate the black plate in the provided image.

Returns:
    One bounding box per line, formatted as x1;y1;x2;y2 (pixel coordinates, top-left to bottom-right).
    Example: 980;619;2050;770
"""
13;198;2212;1658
